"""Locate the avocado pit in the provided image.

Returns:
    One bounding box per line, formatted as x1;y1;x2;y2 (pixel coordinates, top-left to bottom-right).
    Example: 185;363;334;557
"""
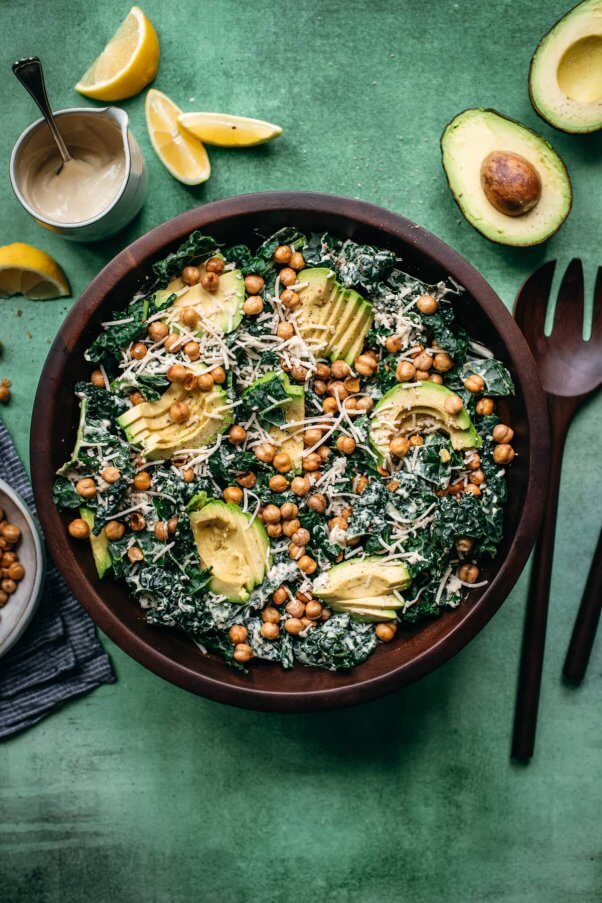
480;150;542;217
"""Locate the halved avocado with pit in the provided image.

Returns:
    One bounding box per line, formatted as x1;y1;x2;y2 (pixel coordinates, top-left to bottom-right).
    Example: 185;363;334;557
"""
529;0;602;134
441;108;572;246
370;381;480;461
189;499;270;602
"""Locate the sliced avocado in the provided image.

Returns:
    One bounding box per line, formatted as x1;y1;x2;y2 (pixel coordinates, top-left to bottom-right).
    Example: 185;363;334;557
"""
155;260;244;334
441;108;572;246
80;508;112;578
346;605;398;622
370;381;480;459
268;385;305;472
189;500;270;602
313;556;411;600
296;268;373;361
117;375;232;460
58;396;88;475
530;0;602;134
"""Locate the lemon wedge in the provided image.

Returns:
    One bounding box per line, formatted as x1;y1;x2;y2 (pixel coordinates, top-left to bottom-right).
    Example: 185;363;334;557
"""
75;6;159;101
0;243;70;300
178;112;282;147
146;89;211;185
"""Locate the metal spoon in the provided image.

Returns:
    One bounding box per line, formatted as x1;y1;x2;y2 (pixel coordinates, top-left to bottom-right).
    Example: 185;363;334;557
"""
12;56;71;172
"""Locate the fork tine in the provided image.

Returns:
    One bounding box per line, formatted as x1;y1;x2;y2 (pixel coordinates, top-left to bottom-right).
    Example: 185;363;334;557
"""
551;258;584;340
513;260;555;338
590;266;602;348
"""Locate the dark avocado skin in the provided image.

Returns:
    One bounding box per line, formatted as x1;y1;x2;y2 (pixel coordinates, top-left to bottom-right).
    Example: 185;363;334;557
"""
529;1;602;135
440;108;573;247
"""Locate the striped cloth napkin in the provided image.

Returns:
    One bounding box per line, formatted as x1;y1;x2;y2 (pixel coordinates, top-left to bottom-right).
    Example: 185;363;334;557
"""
0;418;115;739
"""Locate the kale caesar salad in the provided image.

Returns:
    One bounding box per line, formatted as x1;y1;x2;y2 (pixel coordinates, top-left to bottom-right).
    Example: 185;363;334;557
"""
54;227;517;671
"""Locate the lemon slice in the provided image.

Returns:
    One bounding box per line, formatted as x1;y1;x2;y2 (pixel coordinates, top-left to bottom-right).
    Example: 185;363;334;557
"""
146;89;211;185
178;112;282;147
75;6;159;101
0;243;70;300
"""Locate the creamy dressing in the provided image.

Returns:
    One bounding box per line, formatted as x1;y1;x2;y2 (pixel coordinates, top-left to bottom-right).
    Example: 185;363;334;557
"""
19;117;125;224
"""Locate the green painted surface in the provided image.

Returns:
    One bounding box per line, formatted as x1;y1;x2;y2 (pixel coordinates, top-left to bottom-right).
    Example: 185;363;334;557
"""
0;1;600;900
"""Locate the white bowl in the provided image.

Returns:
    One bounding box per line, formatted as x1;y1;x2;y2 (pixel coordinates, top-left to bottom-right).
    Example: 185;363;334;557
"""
0;478;45;657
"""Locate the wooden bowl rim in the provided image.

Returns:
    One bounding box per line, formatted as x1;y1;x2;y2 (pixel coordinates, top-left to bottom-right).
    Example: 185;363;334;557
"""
30;192;549;711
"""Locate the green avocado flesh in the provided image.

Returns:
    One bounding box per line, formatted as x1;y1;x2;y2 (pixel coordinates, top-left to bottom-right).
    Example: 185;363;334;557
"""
80;508;111;578
189;500;270;602
312;557;410;623
530;0;602;134
154;261;244;334
117;374;231;459
441;108;572;246
370;381;480;459
296;268;373;364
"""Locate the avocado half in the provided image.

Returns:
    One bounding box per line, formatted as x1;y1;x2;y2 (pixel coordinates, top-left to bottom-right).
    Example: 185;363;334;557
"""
441;109;572;246
530;0;602;134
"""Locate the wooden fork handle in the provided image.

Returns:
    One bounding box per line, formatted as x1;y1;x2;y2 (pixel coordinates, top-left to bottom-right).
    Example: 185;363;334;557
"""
563;527;602;685
512;395;575;762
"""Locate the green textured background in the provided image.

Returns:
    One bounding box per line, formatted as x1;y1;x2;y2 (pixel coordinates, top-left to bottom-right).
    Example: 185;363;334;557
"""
1;2;600;901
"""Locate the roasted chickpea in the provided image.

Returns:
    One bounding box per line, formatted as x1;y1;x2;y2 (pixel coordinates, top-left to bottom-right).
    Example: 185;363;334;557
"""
305;600;323;620
167;363;189;383
201;272;220;292
229;624;248;644
273;586;288;605
163;334;182;353
298;555;317;574
354;475;369;494
243;295;264;316
328;381;348;400
493;444;515;464
286;598;305;618
464;374;486;393
90;369;105;387
223;486;244;505
104;521;125;541
262;504;282;525
182;266;200;285
291;365;308;382
416;293;438;315
262;606;281;624
273;452;292;473
274;244;293;264
233;643;253;663
464;483;481;496
228;424;248;445
2;579;17;595
469;469;486;486
282;518;302;538
269;475;289;493
182;468;195;483
130;512;146;532
127;546;144;564
355;354;377;377
292;528;311;547
131;473;151;495
284;617;304;635
266;523;282;539
206;256;225;274
75;478;96;499
154;521;169;542
261;622;280;640
356;396;374;413
212;366;227;384
0;591;8;606
276;268;296;288
331;360;351;379
455;537;474;554
291;476;310;496
276;321;295;340
385;335;403;354
458;563;480;584
236;471;256;489
306;495;325;517
289;252;305;270
336;436;356;455
409;434;424;447
288;542;304;561
476;398;495;416
444;395;464;415
280;289;300;309
101;466;121;484
433;352;453;373
315;362;331;380
492;424;514;444
314;380;328;396
322;397;339;415
68;518;90;540
243;274;264;295
303;428;323;447
303;452;322;472
390;436;410;458
430;373;443;385
183;341;200;361
254;442;276;464
196;373;214;392
413;352;433;372
130;342;147;360
318;445;330;462
375;622;397;642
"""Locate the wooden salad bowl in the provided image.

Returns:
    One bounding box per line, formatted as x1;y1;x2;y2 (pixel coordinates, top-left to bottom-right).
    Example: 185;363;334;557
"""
30;193;549;711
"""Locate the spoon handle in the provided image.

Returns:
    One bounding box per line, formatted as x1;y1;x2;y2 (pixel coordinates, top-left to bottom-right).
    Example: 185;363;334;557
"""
12;56;71;164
